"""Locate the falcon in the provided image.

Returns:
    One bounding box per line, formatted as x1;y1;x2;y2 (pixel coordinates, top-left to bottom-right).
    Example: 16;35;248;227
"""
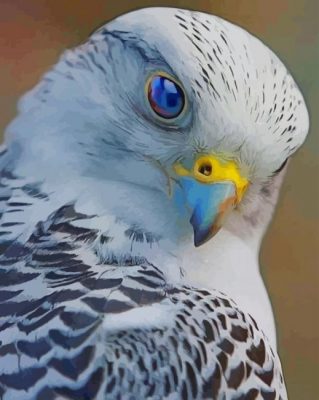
0;7;308;400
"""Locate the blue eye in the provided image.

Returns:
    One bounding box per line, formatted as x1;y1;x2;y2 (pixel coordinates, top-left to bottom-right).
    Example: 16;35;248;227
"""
147;74;185;119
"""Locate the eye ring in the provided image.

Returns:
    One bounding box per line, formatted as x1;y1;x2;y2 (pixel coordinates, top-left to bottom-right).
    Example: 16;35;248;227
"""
145;72;187;121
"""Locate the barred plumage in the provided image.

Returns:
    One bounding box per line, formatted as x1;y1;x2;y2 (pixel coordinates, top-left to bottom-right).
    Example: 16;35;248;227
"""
0;183;286;399
0;6;309;400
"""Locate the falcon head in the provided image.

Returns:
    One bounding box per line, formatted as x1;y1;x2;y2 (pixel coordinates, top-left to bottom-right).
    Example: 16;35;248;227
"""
5;8;309;248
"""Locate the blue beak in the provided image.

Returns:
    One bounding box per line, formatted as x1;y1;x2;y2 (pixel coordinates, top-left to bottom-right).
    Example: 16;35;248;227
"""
173;177;237;246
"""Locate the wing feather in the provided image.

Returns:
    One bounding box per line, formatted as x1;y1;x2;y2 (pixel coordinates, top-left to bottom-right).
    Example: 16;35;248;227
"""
0;172;286;399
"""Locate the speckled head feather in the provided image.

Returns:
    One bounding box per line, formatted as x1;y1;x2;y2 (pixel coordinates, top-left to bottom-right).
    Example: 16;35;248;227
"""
0;7;309;400
104;8;308;173
5;8;308;182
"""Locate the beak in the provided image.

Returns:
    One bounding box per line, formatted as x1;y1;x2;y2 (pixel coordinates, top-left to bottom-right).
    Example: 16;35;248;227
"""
173;155;248;247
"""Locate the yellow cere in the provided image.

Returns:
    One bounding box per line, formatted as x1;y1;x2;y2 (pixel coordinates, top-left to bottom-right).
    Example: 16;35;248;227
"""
173;154;249;203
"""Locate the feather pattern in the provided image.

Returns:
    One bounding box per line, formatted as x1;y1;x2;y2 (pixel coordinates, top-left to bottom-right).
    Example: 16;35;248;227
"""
0;6;309;399
0;169;286;399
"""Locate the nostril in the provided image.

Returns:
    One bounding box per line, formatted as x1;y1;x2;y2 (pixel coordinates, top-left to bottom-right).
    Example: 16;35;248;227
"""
198;163;212;176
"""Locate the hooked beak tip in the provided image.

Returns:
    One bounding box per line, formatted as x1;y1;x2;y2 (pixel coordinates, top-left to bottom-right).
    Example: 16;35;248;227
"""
192;216;222;247
190;188;237;247
172;154;248;248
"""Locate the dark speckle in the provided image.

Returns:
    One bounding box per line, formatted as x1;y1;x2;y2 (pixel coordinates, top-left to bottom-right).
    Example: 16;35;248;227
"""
0;367;47;390
234;388;259;400
218;338;234;355
55;367;103;399
217;351;228;372
49;346;95;380
100;234;112;244
246;339;266;366
230;325;248;342
179;23;188;30
202;364;221;398
256;367;274;385
227;361;245;389
60;310;98;330
217;313;227;329
17;338;51;359
202;320;215;342
261;389;276;400
175;14;187;23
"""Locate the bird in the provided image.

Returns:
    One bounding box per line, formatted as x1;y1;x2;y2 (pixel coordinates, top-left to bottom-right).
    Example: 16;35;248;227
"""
0;7;308;400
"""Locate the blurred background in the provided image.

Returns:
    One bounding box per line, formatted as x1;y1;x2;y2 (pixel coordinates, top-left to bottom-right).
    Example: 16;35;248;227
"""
0;0;318;398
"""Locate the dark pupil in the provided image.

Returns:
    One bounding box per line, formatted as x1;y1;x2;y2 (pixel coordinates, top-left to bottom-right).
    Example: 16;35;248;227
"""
199;164;212;176
148;76;185;119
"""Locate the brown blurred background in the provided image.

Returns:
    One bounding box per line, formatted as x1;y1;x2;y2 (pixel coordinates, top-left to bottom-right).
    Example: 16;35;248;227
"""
0;0;318;398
